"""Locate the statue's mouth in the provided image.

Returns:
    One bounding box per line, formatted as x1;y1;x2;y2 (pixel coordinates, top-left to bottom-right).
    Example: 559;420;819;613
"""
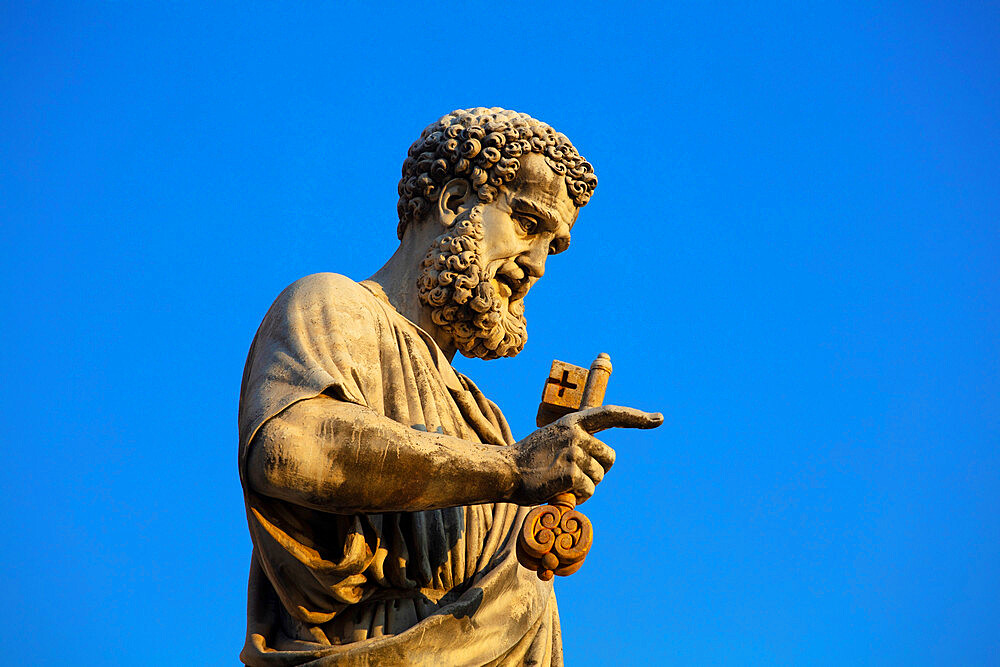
494;270;529;302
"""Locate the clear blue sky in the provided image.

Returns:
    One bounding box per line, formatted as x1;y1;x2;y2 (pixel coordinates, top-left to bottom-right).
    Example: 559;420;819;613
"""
2;2;997;665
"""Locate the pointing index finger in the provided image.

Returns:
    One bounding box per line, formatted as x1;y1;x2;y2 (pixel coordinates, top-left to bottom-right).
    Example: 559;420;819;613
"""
572;405;664;434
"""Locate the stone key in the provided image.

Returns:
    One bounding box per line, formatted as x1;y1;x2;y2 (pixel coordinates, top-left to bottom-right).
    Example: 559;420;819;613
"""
517;353;613;580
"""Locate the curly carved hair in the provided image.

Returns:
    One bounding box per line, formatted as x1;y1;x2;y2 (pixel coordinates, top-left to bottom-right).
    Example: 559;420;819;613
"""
397;107;598;239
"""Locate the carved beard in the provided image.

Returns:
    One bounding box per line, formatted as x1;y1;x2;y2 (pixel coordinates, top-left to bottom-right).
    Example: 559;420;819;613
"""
417;205;528;360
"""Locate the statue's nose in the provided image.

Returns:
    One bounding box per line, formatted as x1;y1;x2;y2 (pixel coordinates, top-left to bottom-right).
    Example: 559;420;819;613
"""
518;243;548;279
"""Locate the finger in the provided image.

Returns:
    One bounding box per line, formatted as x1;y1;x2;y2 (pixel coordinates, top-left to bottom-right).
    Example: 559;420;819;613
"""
578;434;616;471
573;473;596;504
573;405;664;434
578;454;605;486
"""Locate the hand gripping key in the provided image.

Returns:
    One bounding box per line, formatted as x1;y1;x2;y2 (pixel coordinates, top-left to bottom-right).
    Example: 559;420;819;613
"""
516;353;613;580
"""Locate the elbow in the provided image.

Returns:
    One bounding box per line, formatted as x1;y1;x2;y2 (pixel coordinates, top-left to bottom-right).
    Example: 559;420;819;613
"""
244;418;349;508
245;414;316;499
245;433;289;498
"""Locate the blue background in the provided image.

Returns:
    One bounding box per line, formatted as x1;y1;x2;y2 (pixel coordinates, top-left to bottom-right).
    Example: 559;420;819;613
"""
2;2;997;664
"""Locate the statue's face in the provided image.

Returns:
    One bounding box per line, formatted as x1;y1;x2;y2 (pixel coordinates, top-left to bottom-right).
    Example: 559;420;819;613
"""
477;152;576;312
418;153;578;360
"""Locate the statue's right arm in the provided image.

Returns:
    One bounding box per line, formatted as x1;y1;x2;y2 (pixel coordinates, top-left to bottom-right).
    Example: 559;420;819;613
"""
246;395;663;513
246;395;519;512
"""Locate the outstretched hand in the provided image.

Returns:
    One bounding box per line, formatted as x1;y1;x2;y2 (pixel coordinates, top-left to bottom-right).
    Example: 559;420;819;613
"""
508;405;663;506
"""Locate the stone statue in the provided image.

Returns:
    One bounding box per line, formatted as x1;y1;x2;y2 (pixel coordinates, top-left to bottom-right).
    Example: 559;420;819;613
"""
237;108;663;666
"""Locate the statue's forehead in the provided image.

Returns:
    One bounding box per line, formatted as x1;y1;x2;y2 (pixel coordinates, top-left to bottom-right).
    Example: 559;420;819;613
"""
508;153;578;225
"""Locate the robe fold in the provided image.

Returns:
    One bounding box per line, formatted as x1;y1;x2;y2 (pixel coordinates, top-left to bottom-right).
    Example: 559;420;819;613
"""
238;273;562;666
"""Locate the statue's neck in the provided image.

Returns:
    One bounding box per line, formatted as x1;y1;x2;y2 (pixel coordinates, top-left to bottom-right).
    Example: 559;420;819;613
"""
367;238;458;362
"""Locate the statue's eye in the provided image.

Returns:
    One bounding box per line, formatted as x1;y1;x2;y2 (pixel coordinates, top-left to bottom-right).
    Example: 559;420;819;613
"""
516;214;539;234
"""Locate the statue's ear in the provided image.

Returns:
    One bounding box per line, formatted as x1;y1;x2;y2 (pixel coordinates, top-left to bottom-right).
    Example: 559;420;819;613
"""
437;178;473;227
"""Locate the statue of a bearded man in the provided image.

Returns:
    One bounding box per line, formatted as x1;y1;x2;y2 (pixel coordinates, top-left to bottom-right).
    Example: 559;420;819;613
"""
238;108;662;666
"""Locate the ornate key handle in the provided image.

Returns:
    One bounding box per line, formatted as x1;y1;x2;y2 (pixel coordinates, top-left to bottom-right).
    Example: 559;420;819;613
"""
517;354;612;580
516;492;592;580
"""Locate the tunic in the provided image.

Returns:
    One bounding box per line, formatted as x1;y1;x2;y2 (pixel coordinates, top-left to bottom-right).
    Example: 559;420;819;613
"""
238;273;561;666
